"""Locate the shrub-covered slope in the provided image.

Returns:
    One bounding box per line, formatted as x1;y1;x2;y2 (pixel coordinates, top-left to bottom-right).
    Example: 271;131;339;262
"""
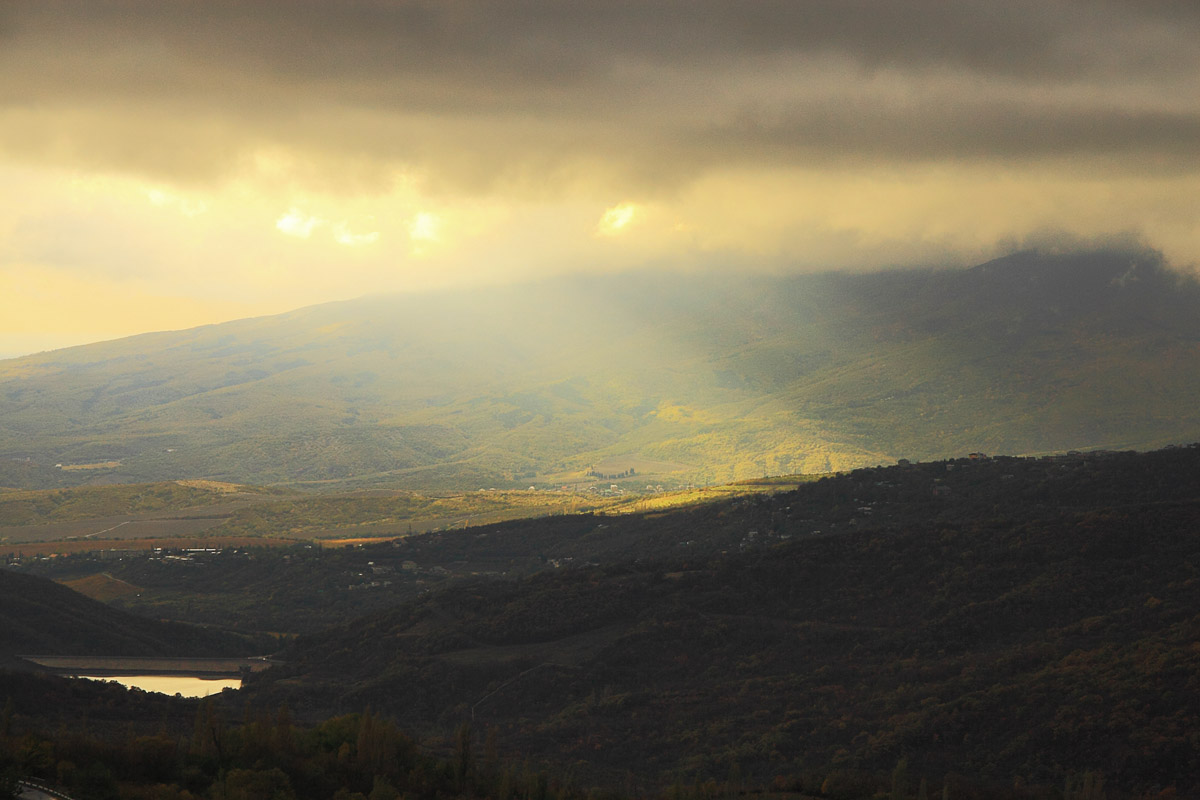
249;446;1200;794
0;569;259;661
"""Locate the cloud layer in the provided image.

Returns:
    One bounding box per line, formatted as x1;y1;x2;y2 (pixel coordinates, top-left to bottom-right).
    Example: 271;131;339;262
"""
1;1;1199;354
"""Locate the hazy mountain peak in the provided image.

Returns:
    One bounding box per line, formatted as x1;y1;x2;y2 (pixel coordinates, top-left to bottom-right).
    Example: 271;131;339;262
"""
2;249;1199;490
971;245;1165;286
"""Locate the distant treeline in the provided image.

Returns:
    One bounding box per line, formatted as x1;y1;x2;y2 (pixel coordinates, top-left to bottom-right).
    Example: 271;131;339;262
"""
587;468;635;479
0;672;1133;800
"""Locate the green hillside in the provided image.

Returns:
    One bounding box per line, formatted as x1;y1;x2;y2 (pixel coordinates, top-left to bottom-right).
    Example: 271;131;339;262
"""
3;247;1199;490
0;480;274;527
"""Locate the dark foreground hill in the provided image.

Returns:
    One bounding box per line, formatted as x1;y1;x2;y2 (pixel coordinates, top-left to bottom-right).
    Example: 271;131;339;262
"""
3;246;1200;490
245;446;1200;795
0;569;260;666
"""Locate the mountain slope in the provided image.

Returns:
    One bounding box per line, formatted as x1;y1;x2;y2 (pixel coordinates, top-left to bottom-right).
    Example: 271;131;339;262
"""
246;446;1200;793
2;247;1199;489
0;570;257;663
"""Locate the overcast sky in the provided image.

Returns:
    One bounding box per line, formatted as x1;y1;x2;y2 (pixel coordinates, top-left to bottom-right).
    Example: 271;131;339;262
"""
2;1;1198;357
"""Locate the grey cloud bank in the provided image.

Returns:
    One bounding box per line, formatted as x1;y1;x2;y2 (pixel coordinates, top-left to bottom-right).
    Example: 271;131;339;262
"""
3;1;1198;192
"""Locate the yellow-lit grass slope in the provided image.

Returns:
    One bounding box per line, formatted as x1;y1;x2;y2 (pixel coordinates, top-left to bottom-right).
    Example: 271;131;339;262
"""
61;572;143;602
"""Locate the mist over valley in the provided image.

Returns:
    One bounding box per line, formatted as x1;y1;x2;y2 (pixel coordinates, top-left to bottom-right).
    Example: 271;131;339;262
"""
3;247;1197;494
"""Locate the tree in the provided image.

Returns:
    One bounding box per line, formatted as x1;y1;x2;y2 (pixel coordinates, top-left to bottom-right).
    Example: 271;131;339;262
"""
213;767;295;800
455;722;473;790
891;758;909;800
1065;771;1106;800
0;755;18;800
368;775;400;800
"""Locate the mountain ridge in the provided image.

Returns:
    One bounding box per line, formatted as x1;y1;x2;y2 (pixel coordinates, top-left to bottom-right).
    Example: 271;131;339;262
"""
3;247;1199;490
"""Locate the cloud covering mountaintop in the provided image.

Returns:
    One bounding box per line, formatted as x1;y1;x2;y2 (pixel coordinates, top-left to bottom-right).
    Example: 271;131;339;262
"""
1;2;1198;356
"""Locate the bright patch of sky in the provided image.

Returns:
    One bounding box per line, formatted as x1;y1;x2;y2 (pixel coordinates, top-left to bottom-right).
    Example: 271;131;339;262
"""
409;213;440;243
276;209;321;239
597;203;638;237
334;224;380;247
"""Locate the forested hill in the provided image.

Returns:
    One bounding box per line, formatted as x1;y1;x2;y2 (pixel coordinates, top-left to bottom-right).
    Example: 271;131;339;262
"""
0;570;258;663
3;247;1200;490
247;445;1200;795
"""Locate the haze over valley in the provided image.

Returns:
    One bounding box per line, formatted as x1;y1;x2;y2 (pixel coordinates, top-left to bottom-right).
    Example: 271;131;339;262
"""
4;246;1199;493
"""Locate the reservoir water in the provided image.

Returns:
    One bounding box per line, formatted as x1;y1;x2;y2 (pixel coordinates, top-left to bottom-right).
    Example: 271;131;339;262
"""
73;674;241;697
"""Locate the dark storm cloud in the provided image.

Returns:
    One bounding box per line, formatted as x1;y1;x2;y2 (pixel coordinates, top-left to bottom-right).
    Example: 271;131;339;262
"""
3;1;1198;190
700;100;1200;168
15;1;1199;88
